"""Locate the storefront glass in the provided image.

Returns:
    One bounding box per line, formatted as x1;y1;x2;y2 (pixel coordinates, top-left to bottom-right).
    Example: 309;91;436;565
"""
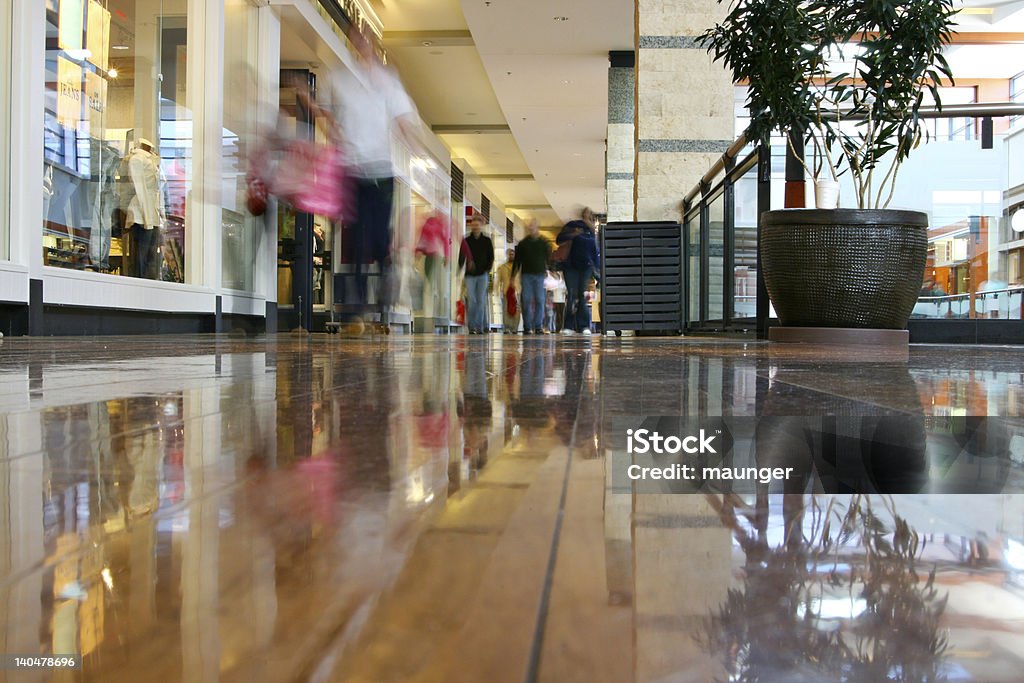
0;1;10;260
42;0;191;281
221;0;258;292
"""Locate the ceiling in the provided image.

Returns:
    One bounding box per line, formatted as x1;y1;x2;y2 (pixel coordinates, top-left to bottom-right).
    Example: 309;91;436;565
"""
373;0;633;228
365;0;1022;229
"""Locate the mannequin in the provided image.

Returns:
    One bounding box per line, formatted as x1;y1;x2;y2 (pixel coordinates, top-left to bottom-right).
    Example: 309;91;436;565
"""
88;139;121;271
126;138;166;278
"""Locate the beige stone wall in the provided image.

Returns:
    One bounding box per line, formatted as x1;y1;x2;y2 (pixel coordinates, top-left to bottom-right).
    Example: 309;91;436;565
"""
607;123;634;175
634;0;734;222
606;122;634;222
637;3;728;36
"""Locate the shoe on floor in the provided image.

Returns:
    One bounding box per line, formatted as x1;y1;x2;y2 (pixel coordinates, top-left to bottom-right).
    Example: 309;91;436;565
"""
560;329;575;336
581;329;593;336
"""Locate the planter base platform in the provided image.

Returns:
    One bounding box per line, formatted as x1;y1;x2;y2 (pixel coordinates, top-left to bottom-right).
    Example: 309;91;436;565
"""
769;327;909;346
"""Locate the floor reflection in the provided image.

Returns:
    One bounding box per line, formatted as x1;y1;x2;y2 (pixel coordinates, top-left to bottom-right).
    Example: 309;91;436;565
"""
0;336;1021;681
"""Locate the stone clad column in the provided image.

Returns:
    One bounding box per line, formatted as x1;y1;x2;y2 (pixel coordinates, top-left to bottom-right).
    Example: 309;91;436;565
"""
634;1;735;221
607;52;635;223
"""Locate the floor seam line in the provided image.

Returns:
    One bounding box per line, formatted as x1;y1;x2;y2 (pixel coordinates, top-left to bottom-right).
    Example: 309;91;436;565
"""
523;351;590;683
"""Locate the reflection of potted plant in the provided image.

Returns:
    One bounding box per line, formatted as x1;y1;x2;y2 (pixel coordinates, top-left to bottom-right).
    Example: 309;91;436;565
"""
702;0;957;330
701;495;949;682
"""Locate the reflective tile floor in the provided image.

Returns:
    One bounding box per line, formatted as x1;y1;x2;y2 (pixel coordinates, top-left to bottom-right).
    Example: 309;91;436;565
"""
1;334;1023;682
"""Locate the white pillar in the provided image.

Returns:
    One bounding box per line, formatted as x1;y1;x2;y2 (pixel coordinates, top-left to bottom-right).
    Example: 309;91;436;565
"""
10;0;46;283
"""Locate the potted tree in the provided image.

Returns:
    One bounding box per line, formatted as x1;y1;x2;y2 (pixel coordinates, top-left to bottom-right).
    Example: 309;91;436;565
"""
701;0;958;330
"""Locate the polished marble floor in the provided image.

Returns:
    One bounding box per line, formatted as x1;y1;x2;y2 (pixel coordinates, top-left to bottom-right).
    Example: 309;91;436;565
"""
1;334;1023;682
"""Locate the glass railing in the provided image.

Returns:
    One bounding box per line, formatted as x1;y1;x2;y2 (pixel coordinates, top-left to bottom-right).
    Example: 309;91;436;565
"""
683;104;1024;338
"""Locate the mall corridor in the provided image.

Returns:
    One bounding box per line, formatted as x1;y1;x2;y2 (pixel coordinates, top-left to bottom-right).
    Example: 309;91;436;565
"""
1;333;1023;682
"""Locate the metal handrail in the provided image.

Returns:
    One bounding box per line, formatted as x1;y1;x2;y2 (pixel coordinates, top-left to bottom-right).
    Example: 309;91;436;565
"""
682;102;1024;207
682;133;748;209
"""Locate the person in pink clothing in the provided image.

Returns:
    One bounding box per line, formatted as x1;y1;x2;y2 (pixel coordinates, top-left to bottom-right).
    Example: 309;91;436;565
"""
415;211;450;317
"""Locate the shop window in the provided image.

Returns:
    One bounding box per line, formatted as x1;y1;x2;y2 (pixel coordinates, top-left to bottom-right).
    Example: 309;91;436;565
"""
42;0;191;281
221;0;258;292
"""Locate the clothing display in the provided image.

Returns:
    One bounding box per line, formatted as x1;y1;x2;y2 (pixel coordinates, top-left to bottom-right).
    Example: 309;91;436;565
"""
126;141;166;278
87;138;121;270
126;142;166;230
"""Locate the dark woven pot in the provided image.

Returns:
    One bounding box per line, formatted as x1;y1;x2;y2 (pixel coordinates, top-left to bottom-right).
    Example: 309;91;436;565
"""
760;209;928;329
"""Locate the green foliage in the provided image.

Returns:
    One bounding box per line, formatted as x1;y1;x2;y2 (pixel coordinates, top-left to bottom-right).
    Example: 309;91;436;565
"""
701;0;958;208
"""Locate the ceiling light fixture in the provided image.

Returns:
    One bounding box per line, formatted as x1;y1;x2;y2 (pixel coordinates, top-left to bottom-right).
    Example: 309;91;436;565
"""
553;16;569;21
421;40;433;47
112;45;129;50
1012;209;1024;233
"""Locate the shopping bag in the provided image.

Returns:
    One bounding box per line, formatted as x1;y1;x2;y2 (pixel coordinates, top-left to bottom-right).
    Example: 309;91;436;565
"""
506;286;518;317
273;141;349;219
456;299;466;325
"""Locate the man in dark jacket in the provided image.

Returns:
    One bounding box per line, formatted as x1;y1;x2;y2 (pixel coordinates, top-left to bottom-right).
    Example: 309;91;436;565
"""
561;220;600;335
512;219;552;334
458;214;494;333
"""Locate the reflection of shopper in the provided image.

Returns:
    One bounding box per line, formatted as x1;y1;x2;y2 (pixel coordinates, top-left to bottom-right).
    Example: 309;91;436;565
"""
459;214;494;334
513;220;552;334
126;139;166;279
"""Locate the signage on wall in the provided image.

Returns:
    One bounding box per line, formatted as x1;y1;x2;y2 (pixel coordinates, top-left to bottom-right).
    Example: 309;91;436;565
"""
57;56;84;127
58;0;85;51
86;0;110;71
85;71;107;131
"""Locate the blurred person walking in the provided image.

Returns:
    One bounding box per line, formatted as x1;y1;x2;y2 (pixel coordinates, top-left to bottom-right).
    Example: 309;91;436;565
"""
496;248;520;334
513;220;552;334
560;212;600;335
415;211;450;317
459;214;494;334
327;23;421;332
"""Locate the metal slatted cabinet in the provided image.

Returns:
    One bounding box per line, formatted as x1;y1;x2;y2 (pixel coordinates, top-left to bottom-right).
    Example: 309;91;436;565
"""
600;221;684;335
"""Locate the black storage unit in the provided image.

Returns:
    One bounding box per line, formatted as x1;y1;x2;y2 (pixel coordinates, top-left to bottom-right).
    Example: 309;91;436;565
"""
600;221;684;334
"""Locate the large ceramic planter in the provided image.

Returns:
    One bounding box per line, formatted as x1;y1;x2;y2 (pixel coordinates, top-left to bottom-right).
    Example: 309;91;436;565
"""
760;209;928;329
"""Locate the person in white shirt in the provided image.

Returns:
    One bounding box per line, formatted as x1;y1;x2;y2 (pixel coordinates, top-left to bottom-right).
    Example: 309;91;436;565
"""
328;23;421;328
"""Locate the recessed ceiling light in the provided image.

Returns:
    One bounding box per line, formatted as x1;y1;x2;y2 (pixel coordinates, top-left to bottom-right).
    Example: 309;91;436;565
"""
421;40;433;47
112;45;129;50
